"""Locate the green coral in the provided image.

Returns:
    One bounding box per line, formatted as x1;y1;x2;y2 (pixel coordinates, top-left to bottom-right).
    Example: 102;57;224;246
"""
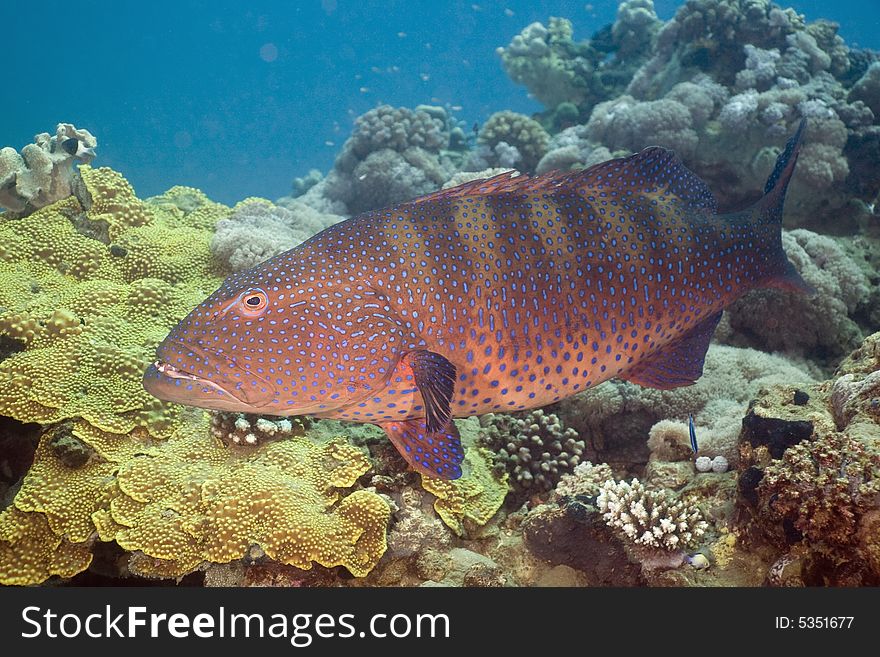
0;169;393;585
421;421;508;537
0;167;228;439
1;414;391;584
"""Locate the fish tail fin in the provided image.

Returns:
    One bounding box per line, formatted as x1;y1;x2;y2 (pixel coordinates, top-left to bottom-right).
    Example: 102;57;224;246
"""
749;118;815;295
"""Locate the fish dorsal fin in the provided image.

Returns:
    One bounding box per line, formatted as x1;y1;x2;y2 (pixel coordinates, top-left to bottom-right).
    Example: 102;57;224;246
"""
412;170;561;203
622;311;723;389
408;148;717;219
575;147;718;218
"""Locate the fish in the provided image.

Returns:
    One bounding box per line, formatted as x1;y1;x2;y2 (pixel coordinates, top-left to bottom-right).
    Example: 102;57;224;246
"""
61;137;96;162
144;120;810;480
688;414;698;454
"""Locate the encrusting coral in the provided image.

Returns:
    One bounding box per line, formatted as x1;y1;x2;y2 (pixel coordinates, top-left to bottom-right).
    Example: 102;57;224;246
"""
736;331;880;585
758;432;879;549
419;419;509;537
1;413;391;583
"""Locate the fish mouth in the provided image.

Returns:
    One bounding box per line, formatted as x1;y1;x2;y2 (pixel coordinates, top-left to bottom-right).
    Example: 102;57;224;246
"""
143;341;278;410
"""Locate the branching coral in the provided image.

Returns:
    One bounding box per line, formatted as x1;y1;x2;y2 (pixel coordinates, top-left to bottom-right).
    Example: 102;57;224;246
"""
479;410;585;494
597;478;708;551
0;123;96;215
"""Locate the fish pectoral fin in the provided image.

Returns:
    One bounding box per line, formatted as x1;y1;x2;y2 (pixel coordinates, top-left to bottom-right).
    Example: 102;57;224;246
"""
402;349;456;433
381;418;463;480
622;311;723;390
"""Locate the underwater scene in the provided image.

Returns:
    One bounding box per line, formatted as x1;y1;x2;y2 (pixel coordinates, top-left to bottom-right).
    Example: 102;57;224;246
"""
1;0;879;588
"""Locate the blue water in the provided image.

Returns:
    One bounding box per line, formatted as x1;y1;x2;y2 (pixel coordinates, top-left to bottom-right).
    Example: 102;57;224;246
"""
2;0;879;205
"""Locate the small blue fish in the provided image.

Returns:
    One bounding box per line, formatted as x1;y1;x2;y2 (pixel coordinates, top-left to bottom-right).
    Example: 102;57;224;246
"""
688;414;698;454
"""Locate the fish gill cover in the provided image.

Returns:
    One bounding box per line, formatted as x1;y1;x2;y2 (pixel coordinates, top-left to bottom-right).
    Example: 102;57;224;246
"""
0;0;878;587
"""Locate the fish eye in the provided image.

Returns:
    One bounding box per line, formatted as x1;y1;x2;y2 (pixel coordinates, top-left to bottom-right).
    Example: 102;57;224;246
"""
239;288;268;315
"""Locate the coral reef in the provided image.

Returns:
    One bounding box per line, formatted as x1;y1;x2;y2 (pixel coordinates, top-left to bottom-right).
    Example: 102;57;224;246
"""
736;331;880;585
0;167;227;440
596;478;708;551
3;0;879;591
497;0;880;235
478;410;585;495
465;111;550;173
552;344;816;474
496;3;658;117
0;123;96;215
211;198;343;273
294;105;456;215
722;229;871;360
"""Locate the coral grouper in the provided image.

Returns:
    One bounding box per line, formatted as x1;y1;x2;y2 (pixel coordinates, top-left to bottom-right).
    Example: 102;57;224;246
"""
144;121;810;480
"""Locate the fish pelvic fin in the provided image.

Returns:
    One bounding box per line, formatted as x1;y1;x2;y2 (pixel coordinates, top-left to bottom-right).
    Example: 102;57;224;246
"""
740;119;814;296
381;418;464;480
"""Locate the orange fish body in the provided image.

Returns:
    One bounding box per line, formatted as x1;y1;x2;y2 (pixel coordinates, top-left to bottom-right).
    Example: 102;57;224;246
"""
144;122;809;479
